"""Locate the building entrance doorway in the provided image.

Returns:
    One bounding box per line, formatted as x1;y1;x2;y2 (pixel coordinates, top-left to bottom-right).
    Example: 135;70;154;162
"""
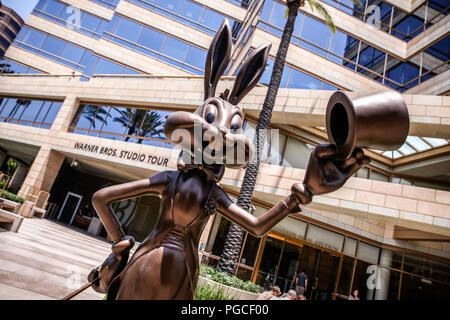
301;245;341;300
254;234;343;299
57;192;82;225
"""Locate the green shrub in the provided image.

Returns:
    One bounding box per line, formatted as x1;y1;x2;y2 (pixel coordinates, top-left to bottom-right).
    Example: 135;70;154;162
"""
0;190;24;204
195;282;236;300
199;265;259;294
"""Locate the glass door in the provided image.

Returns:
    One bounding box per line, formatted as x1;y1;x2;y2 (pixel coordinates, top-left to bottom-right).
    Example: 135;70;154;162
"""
255;235;284;290
299;245;342;300
274;241;303;293
313;250;341;300
57;192;82;225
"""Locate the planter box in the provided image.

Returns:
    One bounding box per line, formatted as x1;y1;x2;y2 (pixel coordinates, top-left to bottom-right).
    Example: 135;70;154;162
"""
197;276;259;300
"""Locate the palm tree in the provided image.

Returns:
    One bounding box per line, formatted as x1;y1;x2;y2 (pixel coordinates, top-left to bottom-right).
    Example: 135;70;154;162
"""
136;111;164;144
113;108;163;142
70;105;110;129
4;98;31;122
217;0;360;277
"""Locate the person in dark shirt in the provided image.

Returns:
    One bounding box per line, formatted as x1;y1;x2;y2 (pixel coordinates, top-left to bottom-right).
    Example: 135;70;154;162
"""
295;269;308;298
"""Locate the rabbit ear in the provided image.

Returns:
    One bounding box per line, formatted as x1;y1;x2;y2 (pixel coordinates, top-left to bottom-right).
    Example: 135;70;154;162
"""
204;20;232;101
228;43;271;105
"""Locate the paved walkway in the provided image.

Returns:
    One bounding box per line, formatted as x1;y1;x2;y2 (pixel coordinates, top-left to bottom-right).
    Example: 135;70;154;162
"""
0;218;116;300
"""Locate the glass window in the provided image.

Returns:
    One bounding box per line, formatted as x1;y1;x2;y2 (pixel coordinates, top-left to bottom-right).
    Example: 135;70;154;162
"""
281;137;311;169
161;36;189;62
275;242;303;293
256;236;283;289
21;27;47;48
60;43;85;64
40;0;65;17
329;31;357;69
300;16;331;53
98;107;126;138
235;267;253;282
0;98;18;119
7;99;30;122
322;82;337;90
260;0;273;22
406;136;431;151
393;14;423;40
92;58;124;75
379;249;402;270
203;9;232;37
386;61;420;91
259;57;274;86
135;110;165;142
179;1;204;23
425;37;449;62
0;59;34;74
357;242;380;265
370;170;389;182
240;233;261;267
138;27;166;52
41;35;65;56
156;0;182;11
400;273;450;300
343;237;357;256
273;216;307;241
288;68;321;90
185;46;207;70
43;102;62;124
88;105;107;131
18;100;45;124
34;101;51;123
352;259;373;300
357;45;385;75
268;0;287;30
70;105;93;131
263;131;286;165
403;254;434;279
337;256;355;297
209;215;231;257
114;17;142;43
306;224;344;252
80;11;101;33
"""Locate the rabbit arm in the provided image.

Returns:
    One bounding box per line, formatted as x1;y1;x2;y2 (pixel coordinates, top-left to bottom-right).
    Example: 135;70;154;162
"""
92;170;172;243
215;186;307;238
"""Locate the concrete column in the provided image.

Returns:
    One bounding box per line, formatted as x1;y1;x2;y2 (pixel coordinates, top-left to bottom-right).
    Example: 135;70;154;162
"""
18;144;65;197
9;162;29;194
0;150;7;168
50;95;80;132
375;250;393;300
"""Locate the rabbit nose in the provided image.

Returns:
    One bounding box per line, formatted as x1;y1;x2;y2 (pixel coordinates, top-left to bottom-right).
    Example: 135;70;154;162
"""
219;127;228;135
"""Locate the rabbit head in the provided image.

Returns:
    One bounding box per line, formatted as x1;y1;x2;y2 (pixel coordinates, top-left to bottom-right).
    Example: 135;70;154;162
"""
164;20;271;168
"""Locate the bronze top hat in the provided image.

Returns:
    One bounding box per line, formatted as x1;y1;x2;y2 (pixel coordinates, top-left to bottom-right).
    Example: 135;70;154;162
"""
326;90;410;160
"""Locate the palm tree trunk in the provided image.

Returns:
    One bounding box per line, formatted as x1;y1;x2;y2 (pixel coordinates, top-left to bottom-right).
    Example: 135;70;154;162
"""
217;0;302;277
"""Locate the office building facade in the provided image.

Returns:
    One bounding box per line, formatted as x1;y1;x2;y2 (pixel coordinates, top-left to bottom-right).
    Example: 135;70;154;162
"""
0;2;24;58
0;0;449;299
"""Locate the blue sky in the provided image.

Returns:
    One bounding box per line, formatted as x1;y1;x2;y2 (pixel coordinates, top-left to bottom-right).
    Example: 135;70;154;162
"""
2;0;40;21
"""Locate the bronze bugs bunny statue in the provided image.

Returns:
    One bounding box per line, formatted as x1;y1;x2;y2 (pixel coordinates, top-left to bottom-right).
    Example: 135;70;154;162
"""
87;20;371;300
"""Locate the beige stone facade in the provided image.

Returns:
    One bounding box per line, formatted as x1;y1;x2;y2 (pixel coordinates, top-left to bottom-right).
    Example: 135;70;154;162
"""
0;0;449;297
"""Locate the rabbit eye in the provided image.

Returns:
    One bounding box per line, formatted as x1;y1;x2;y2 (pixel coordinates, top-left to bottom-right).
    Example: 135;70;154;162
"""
206;112;215;124
230;114;242;131
204;104;218;124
